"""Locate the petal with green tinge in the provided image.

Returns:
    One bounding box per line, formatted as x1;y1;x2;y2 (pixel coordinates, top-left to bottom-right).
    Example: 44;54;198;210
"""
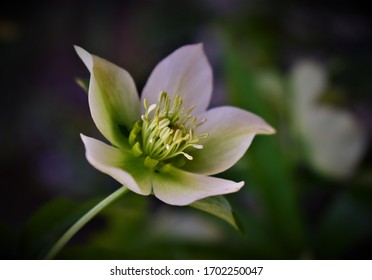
184;106;276;175
152;165;244;206
81;134;152;195
75;46;141;148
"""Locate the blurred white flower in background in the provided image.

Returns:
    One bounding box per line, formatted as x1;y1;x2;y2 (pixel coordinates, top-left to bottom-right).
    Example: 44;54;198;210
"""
290;60;367;179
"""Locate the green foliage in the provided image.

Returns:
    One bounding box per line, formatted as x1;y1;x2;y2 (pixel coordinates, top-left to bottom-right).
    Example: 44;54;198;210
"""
221;37;372;259
190;195;243;232
223;42;305;257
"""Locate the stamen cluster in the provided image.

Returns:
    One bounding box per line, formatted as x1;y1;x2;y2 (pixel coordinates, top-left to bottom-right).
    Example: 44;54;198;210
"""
129;91;207;168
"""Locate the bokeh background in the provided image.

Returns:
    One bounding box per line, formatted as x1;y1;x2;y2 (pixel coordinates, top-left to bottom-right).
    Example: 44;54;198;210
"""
1;0;371;259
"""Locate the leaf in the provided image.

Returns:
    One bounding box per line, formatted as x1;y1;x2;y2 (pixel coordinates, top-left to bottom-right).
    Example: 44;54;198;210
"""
75;77;89;93
190;195;243;232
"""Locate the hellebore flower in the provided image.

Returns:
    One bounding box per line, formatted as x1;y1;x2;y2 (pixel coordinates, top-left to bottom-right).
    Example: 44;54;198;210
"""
290;60;366;179
75;44;275;206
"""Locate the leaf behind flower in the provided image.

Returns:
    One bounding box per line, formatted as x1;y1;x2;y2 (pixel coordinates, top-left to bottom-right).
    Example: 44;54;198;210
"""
190;195;243;232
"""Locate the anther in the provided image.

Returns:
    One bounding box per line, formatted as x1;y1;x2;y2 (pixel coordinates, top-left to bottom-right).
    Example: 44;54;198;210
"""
147;104;157;114
192;144;203;149
158;118;170;129
180;152;193;160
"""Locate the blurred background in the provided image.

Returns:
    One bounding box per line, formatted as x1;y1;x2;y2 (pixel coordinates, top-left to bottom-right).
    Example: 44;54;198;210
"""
1;0;371;259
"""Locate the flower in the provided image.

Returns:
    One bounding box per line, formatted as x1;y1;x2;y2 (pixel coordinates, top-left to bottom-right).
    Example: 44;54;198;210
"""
75;44;275;206
290;60;366;179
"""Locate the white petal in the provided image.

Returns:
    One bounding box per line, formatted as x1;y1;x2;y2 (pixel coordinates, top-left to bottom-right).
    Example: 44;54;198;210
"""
80;134;152;195
75;46;141;148
153;166;244;206
302;107;366;178
141;44;212;115
74;46;93;71
184;106;276;175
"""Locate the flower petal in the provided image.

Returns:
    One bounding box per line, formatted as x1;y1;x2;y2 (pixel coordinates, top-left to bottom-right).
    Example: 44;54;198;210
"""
75;46;141;148
152;166;244;206
141;44;212;115
184;106;276;175
81;134;152;195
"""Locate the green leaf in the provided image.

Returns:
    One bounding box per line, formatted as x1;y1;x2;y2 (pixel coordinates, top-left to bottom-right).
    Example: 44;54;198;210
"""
76;77;89;92
190;195;243;232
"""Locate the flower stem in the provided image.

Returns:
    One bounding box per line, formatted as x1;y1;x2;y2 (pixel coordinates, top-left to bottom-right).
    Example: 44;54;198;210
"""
45;186;130;259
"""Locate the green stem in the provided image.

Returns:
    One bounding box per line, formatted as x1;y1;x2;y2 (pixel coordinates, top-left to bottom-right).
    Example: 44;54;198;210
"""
45;186;129;259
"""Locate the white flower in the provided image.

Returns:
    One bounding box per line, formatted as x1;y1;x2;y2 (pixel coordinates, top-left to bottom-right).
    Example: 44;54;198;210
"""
290;60;367;178
75;44;275;206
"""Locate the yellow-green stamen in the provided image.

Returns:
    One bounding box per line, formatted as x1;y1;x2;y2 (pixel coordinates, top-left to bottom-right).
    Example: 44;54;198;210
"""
129;91;207;168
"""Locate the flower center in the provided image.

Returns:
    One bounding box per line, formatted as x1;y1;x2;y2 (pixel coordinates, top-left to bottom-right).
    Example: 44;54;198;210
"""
128;91;207;169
